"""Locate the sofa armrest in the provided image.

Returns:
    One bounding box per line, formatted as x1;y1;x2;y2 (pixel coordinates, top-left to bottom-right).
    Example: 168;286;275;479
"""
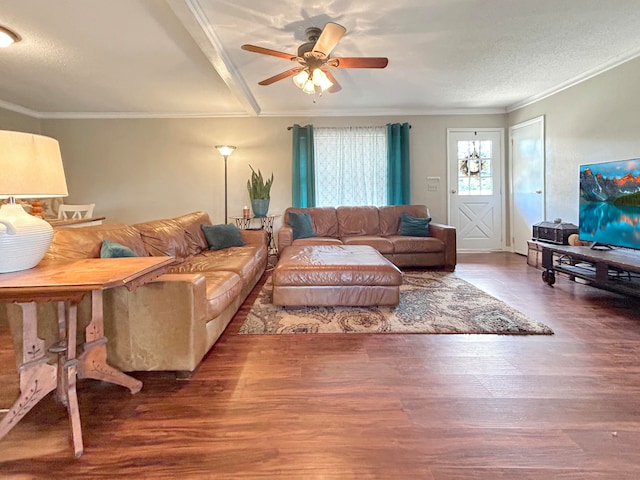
430;223;457;271
240;228;268;246
278;225;294;250
103;273;209;372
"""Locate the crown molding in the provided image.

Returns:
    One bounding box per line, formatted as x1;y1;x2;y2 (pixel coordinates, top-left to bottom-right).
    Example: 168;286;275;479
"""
32;111;253;119
0;98;42;118
507;48;640;112
0;100;506;119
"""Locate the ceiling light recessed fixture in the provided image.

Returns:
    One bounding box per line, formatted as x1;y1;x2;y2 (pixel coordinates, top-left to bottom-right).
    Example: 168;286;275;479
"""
0;26;20;48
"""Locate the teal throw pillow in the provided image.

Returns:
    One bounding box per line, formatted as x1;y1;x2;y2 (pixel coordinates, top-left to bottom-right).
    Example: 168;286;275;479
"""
201;223;245;251
289;212;316;240
400;213;431;237
100;240;138;258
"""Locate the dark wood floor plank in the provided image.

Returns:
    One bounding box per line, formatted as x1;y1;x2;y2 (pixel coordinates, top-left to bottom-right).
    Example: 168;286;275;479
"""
1;252;640;479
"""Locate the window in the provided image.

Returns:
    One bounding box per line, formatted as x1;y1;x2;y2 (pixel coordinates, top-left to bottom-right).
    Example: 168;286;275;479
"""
314;126;387;206
456;140;494;196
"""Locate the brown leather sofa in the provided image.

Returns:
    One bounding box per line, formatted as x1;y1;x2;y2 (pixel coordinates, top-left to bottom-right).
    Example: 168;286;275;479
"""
277;205;456;270
3;211;267;373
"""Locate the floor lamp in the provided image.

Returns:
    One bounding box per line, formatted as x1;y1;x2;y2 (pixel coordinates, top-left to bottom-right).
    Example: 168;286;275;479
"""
215;145;236;223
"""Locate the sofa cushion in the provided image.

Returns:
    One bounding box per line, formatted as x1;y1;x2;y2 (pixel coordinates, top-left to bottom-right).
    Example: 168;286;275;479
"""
200;271;243;319
388;235;444;254
100;240;138;258
284;207;338;237
341;235;394;254
400;213;431;237
201;224;245;251
336;206;380;236
289;212;316;240
44;223;147;262
379;205;430;235
173;211;211;255
292;237;343;247
195;245;266;282
133;218;191;261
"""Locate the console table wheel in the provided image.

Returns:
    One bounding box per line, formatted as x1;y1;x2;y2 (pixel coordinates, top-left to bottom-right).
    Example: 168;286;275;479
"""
542;270;556;286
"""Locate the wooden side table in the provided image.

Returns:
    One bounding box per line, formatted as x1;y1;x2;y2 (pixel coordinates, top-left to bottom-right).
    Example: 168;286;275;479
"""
0;256;172;457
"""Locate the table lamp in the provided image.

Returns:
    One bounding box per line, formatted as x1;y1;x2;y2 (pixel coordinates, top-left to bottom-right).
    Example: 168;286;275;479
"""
0;130;68;273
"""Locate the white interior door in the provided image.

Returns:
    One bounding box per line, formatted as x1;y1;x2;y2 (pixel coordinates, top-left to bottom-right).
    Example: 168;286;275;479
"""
509;116;545;255
447;129;504;251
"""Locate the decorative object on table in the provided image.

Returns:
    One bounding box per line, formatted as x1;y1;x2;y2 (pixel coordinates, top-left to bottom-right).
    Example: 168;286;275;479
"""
246;164;273;217
0;130;68;273
532;218;578;245
243;205;250;218
215;144;236;224
30;199;45;218
240;271;554;335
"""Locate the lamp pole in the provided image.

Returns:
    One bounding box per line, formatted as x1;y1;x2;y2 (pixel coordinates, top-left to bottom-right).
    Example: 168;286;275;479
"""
215;145;236;224
224;155;228;223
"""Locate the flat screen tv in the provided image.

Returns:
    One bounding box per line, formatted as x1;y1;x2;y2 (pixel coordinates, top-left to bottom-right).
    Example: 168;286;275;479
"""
579;157;640;250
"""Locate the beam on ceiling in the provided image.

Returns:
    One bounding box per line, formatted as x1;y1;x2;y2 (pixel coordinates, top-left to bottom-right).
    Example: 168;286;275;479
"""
167;0;260;116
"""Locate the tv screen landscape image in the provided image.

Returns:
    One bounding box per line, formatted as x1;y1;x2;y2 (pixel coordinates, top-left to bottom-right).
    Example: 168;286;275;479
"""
579;158;640;250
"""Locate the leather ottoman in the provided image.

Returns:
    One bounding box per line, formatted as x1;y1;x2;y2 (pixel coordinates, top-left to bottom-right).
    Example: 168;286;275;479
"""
272;245;403;307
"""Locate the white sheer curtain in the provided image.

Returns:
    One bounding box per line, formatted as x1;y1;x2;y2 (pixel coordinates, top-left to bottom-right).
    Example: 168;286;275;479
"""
313;126;387;206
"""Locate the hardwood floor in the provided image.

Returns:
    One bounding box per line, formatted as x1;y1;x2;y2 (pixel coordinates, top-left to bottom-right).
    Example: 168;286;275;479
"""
1;252;639;479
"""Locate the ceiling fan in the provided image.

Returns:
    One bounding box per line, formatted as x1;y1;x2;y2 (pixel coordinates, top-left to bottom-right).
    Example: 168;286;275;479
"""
241;22;388;96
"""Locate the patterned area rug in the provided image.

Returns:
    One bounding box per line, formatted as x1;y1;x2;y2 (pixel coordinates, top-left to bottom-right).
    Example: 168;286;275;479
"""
239;271;553;335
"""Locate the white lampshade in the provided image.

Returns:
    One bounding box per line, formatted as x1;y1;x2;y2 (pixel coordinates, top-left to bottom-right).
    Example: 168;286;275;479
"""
312;69;333;92
293;69;310;89
0;130;68;273
215;145;236;157
302;79;316;94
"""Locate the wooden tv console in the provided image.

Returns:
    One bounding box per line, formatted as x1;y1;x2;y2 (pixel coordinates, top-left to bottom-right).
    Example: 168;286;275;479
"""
540;243;640;297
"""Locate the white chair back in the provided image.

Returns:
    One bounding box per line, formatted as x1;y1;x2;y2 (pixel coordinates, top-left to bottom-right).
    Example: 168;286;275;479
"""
58;203;95;220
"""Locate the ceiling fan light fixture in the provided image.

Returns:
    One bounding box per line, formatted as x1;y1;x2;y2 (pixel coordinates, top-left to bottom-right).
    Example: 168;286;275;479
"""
312;69;333;92
0;26;20;48
302;79;316;94
292;69;309;89
243;21;387;97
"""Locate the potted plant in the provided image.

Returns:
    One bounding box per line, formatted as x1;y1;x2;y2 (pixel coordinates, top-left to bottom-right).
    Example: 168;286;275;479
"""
246;165;274;217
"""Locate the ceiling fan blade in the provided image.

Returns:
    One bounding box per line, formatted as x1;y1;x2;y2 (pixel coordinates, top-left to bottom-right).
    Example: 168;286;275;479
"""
258;67;303;86
312;22;346;57
241;44;296;61
323;69;342;93
332;57;389;68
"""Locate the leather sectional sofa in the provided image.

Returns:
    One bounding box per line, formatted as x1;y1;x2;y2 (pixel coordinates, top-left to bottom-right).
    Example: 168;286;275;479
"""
277;205;456;270
3;211;267;373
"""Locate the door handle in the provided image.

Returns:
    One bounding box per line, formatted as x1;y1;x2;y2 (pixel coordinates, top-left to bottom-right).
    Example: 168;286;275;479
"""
451;189;457;194
535;189;542;194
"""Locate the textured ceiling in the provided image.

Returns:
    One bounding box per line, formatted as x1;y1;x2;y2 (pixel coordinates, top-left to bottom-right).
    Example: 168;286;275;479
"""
1;0;640;118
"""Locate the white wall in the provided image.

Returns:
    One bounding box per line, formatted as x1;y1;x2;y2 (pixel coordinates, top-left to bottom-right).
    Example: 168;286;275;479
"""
9;55;640;239
40;114;505;226
508;56;640;226
0;107;41;134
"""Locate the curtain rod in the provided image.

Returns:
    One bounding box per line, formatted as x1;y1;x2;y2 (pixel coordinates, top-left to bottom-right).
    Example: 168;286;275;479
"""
287;124;411;130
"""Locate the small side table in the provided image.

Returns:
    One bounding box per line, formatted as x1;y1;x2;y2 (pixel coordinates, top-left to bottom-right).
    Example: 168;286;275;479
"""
0;256;173;457
230;214;280;256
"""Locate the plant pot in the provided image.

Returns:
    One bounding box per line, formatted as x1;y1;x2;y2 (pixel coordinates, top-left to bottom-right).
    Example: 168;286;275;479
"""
251;199;270;218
